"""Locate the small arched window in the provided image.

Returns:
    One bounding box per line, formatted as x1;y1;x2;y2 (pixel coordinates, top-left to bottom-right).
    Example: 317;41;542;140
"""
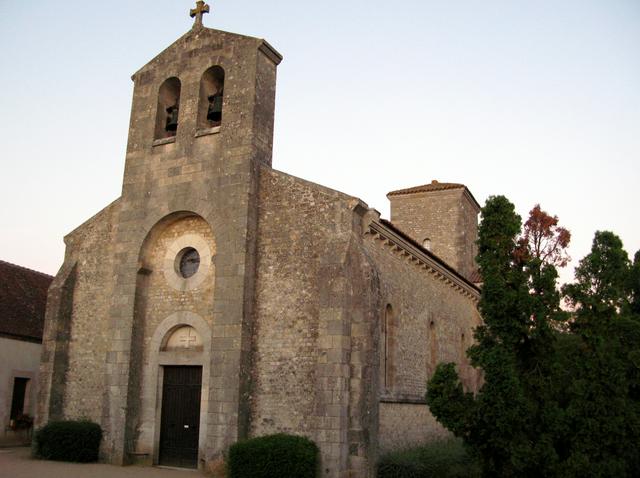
422;238;432;251
382;304;396;392
155;77;182;139
429;319;437;376
198;66;225;130
459;331;476;392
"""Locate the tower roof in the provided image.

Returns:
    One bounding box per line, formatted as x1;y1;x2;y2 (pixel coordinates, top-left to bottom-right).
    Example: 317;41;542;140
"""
387;180;465;196
387;180;481;210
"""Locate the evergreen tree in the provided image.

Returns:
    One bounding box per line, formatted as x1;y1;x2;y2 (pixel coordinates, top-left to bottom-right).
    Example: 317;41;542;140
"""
560;232;640;476
426;201;640;477
427;196;565;477
629;251;640;317
563;231;631;324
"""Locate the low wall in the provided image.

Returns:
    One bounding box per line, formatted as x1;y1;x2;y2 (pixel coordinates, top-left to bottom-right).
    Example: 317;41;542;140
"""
378;401;451;453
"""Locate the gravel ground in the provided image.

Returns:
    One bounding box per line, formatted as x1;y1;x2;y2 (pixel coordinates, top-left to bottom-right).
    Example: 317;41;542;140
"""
0;447;204;478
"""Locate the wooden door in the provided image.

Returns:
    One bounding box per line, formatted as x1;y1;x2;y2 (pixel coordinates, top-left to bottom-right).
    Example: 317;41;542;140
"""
158;366;202;468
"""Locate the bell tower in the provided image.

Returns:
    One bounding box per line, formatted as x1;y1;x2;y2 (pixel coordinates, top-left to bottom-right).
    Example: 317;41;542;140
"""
122;2;282;186
100;3;283;464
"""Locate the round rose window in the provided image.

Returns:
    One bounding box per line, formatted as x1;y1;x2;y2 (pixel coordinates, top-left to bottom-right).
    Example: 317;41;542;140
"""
177;247;200;278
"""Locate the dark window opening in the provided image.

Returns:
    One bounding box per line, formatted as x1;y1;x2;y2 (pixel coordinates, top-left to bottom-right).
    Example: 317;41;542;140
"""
198;66;225;129
383;304;396;391
155;77;182;140
10;377;29;420
429;320;437;377
177;247;200;279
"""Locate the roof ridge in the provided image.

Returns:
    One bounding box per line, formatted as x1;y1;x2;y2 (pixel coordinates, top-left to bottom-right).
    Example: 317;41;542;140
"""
370;219;480;299
387;180;466;197
0;259;54;279
386;180;481;210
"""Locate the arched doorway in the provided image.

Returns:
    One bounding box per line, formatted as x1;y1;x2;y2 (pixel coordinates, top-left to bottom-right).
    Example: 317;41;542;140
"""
157;325;204;468
140;312;212;469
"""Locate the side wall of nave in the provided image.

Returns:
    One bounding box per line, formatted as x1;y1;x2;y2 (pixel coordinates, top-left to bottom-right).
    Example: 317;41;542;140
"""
363;226;481;453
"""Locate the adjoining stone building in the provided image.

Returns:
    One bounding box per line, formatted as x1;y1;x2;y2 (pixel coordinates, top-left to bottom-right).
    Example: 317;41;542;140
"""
0;260;52;446
37;5;481;476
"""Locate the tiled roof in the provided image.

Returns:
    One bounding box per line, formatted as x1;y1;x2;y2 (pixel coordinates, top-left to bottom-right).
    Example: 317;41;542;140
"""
0;260;53;343
387;180;466;197
378;219;480;293
468;269;483;284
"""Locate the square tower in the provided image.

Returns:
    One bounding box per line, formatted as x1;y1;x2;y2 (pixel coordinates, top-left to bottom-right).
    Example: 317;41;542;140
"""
387;180;481;280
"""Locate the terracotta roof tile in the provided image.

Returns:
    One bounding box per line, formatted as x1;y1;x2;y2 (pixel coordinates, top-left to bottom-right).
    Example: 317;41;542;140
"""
468;269;483;284
378;219;480;293
387;180;466;197
0;260;53;342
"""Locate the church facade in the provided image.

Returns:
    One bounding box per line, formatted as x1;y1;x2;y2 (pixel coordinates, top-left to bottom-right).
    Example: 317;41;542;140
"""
37;6;481;477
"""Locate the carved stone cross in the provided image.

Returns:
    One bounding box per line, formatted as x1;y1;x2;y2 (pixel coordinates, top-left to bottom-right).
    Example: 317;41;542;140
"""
179;328;198;348
190;1;210;27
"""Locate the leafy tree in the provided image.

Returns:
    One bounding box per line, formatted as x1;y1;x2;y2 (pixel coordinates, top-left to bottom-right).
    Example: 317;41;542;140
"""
558;232;640;476
629;251;640;316
515;204;571;267
427;199;640;477
427;196;564;477
563;231;631;323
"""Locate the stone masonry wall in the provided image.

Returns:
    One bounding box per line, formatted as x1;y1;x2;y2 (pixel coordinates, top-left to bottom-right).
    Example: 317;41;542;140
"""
458;194;479;279
363;227;481;453
378;402;450;452
389;189;478;279
38;200;120;429
253;167;378;477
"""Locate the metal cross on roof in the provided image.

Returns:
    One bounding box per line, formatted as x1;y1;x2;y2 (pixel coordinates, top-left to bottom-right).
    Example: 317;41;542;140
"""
190;1;210;27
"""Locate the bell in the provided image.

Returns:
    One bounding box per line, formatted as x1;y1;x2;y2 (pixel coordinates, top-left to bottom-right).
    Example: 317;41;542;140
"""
207;93;223;123
165;105;179;132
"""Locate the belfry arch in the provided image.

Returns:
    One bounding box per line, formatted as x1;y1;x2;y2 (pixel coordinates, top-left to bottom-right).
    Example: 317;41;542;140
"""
198;66;225;130
154;77;182;139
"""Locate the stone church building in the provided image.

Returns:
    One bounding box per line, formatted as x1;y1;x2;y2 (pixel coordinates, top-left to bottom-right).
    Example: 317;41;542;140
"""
37;4;481;477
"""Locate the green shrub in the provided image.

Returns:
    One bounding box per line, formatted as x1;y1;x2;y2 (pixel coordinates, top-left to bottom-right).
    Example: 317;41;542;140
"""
377;439;480;478
228;433;318;478
33;420;102;463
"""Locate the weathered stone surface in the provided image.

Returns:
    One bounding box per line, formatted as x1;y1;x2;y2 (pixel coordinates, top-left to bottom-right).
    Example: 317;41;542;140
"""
389;184;480;280
39;19;481;478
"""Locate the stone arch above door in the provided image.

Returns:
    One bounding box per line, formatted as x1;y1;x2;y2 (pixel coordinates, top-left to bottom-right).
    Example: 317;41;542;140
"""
152;311;211;355
163;325;203;351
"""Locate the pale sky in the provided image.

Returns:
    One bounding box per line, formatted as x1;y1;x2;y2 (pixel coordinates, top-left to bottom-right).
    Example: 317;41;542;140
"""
1;0;638;286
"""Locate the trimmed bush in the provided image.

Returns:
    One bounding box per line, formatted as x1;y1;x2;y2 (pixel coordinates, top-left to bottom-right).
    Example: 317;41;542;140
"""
377;439;480;478
228;433;318;478
33;420;102;463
